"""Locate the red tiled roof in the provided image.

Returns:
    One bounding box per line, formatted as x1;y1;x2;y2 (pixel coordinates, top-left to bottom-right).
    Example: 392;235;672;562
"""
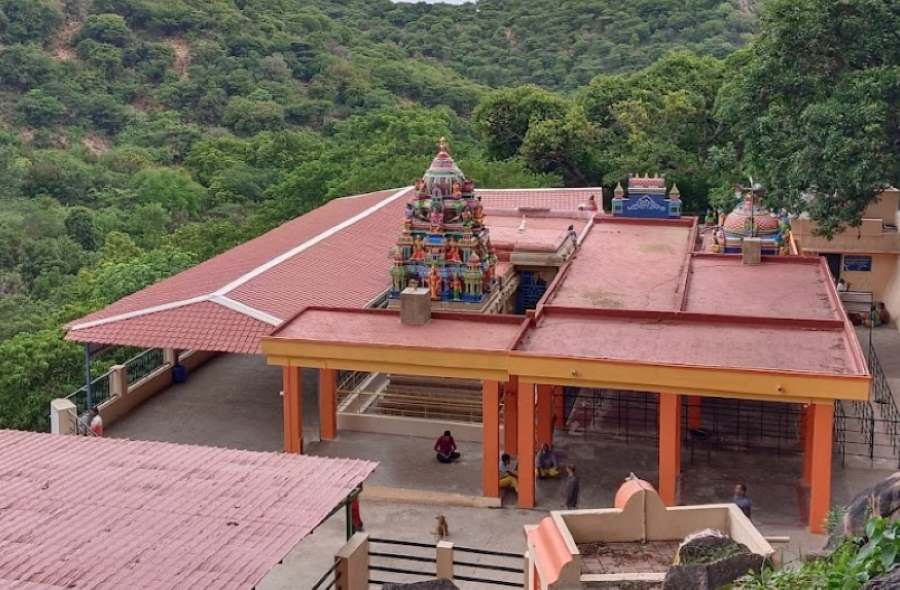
66;187;604;353
0;429;376;590
69;300;272;354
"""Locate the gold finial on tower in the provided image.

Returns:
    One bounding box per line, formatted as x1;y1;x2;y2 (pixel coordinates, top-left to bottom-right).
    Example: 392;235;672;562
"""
438;136;449;153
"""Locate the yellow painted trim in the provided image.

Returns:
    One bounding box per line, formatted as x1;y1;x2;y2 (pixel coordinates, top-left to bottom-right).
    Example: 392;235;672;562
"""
507;355;869;403
261;338;870;403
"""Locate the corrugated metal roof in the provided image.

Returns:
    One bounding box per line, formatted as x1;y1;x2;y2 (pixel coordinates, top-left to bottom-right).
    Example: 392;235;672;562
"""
0;430;376;590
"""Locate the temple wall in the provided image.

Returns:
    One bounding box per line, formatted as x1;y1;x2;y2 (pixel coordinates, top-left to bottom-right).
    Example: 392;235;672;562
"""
841;253;898;300
100;350;217;426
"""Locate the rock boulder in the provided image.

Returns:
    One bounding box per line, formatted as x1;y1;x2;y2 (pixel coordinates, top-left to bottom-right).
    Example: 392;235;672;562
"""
663;529;765;590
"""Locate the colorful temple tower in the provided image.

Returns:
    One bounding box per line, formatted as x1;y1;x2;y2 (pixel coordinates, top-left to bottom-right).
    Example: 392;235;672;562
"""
715;183;788;255
611;174;681;219
389;139;498;308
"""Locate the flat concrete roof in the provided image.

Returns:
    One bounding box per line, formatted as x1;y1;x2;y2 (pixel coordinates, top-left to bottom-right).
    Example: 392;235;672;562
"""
274;308;525;352
545;218;695;311
686;255;840;320
516;308;863;375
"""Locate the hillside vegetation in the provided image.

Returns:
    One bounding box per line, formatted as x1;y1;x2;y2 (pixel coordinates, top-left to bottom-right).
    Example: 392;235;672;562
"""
0;0;897;432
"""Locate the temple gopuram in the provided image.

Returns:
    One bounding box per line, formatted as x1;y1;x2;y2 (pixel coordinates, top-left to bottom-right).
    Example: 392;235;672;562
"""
389;139;500;311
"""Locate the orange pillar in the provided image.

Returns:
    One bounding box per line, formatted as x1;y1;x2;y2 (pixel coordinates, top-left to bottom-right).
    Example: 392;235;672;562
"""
809;402;834;534
319;368;337;441
504;377;518;455
537;384;553;446
687;396;702;430
282;366;303;454
482;380;501;498
517;380;536;508
802;405;814;485
553;386;565;429
658;392;681;506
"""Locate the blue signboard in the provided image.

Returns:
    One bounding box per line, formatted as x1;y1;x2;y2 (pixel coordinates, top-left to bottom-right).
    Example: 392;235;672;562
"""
843;255;872;272
613;194;679;219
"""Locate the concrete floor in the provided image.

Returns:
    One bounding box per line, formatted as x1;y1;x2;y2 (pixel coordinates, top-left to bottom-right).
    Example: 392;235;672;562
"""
108;353;899;587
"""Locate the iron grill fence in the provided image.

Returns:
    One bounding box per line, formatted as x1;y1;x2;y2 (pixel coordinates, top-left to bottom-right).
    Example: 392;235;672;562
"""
126;348;166;386
65;371;113;414
366;537;523;588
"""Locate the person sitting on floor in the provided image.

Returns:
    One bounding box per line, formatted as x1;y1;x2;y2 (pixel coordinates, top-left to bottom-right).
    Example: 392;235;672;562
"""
434;430;460;463
499;453;518;492
536;443;560;478
866;302;891;328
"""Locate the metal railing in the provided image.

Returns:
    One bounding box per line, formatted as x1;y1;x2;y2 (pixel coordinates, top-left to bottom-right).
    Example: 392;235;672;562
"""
337;370;369;393
451;544;524;588
368;538;437;586
367;537;523;588
65;370;113;414
310;560;340;590
64;348;169;414
126;348;166;386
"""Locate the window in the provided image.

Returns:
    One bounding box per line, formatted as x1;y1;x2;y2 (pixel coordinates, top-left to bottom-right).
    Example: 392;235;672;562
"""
843;255;872;272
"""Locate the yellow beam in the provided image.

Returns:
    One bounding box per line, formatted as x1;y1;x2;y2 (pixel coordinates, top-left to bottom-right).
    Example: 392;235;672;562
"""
506;355;869;403
261;338;870;404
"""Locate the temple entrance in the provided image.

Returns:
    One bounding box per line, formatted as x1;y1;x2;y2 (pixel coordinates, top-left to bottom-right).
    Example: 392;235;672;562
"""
514;271;548;314
821;252;842;280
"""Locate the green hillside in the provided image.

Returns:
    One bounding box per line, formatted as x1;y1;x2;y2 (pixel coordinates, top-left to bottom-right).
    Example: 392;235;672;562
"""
0;0;897;432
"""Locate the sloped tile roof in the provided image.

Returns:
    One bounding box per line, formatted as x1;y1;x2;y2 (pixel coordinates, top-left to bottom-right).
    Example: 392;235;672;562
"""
66;187;602;353
0;430;376;590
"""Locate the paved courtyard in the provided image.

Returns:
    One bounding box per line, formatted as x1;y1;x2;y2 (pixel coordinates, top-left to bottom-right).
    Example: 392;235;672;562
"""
108;353;899;586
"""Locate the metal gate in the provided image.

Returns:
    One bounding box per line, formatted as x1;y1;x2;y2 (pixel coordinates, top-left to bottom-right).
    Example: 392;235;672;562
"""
515;271;548;314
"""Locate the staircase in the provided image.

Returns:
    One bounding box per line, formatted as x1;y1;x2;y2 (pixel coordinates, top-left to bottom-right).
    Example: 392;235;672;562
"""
373;375;484;422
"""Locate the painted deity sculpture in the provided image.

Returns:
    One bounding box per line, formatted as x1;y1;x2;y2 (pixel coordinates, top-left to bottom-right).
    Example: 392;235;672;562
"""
428;265;441;300
451;273;462;300
446;237;461;263
411;236;426;261
388;139;497;304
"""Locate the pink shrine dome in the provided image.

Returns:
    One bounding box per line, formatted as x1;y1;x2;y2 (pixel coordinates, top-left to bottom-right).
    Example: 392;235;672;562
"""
722;197;781;237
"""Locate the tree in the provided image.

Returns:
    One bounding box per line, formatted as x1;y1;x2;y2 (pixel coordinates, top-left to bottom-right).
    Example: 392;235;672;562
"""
473;85;568;159
223;96;286;136
130;167;206;218
78;14;133;47
716;0;900;234
23;151;96;205
16;89;65;127
64;207;98;251
0;0;62;45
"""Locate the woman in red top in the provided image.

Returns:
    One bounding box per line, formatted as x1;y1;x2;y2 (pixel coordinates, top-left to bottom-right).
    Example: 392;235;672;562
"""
434;430;460;463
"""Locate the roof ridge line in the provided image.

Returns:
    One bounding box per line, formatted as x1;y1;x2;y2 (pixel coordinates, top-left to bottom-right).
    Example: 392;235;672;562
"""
68;187;413;334
212;186;414;297
475;187;603;193
210;295;281;326
69;295;211;331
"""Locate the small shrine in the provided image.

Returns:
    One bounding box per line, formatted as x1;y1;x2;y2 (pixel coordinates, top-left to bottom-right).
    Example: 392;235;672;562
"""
611;174;682;219
388;139;499;310
712;183;789;255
